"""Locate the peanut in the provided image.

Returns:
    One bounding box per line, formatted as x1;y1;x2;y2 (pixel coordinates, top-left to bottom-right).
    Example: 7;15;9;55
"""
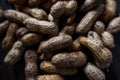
38;34;73;54
4;41;25;64
101;0;116;22
50;0;77;18
51;51;87;68
79;0;100;12
23;8;48;20
76;4;104;34
94;21;105;34
21;33;43;46
84;63;105;80
23;18;58;36
4;10;31;23
36;74;64;80
25;49;38;80
106;17;120;33
80;31;112;69
40;61;77;75
0;20;10;37
2;23;19;50
101;31;115;48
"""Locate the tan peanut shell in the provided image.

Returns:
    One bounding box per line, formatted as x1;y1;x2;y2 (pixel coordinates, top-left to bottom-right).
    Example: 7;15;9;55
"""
52;51;87;68
4;10;31;23
101;31;115;48
2;23;19;50
40;61;77;75
38;34;73;54
21;33;42;46
106;17;120;33
16;27;29;38
101;0;116;22
25;50;38;80
36;74;64;80
76;4;104;34
84;63;105;80
79;0;100;12
94;21;105;34
80;31;112;69
4;41;25;64
0;20;10;37
23;18;58;36
23;8;48;20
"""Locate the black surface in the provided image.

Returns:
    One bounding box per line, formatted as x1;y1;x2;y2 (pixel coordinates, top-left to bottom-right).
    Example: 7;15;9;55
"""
0;0;120;80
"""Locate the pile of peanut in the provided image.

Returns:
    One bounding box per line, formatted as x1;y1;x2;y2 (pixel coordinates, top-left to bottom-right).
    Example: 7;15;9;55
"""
0;0;120;80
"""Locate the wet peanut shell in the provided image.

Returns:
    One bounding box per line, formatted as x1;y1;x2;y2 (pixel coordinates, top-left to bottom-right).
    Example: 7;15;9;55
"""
4;10;31;23
23;18;58;36
36;74;64;80
0;20;10;37
40;61;77;75
37;34;73;54
101;31;115;48
16;27;30;38
52;51;87;68
106;17;120;33
2;23;19;50
84;63;105;80
23;8;48;20
76;4;104;34
21;33;42;46
80;31;113;69
79;0;100;12
94;21;105;34
4;41;25;64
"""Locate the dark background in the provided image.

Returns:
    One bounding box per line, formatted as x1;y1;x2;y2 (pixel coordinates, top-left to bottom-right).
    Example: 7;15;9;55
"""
0;0;120;80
